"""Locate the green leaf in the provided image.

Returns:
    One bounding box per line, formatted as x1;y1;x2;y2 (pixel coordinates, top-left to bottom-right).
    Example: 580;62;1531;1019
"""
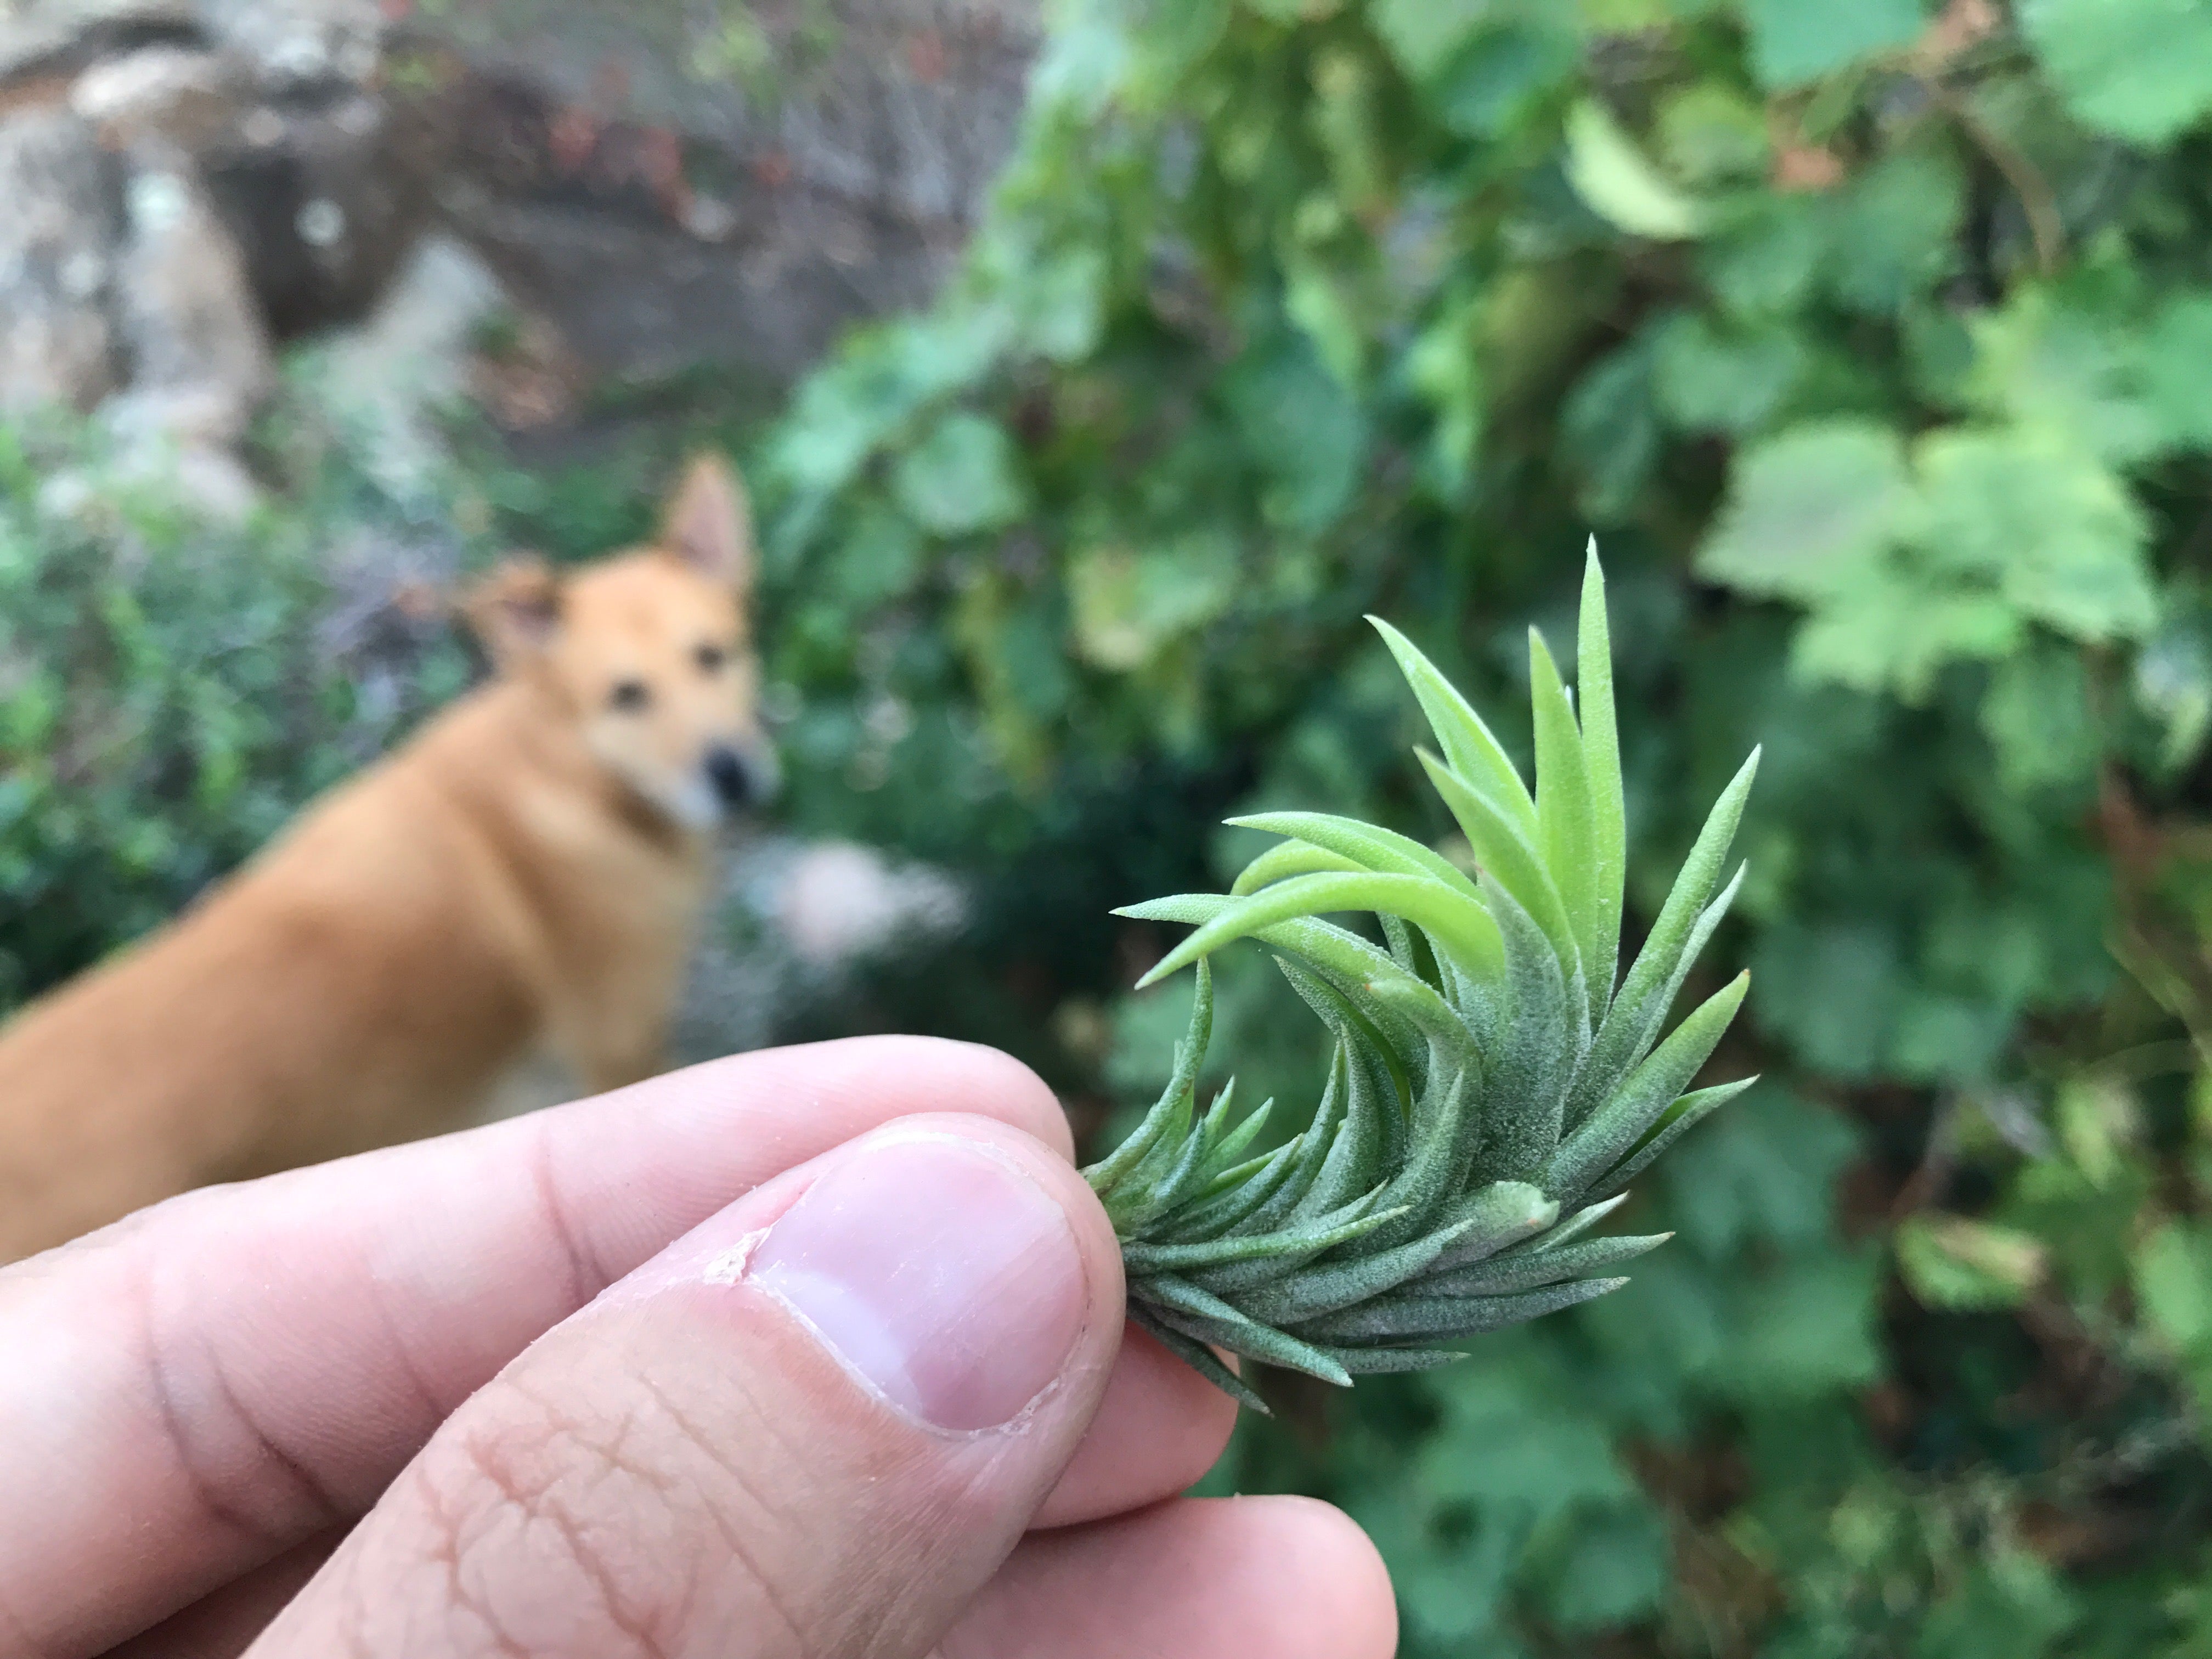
1369;0;1492;80
1576;550;1624;1008
1229;811;1483;904
1528;628;1599;989
1908;426;2155;642
1231;839;1365;894
2024;0;2212;142
2134;1219;2212;1359
1702;195;1828;317
1658;1085;1859;1257
1595;1076;1759;1199
1293;1272;1630;1344
891;413;1026;535
1431;21;1579;138
1657;82;1771;185
1651;312;1807;435
1527;1505;1670;1634
1966;285;2159;463
1565;101;1707;241
2137;605;2212;766
1697;421;1912;602
1222;333;1368;529
1570;754;1756;1124
1243;0;1342;20
1015;246;1108;362
2140;291;2212;449
1561;339;1661;521
1068;534;1240;670
1788;562;2025;698
1824;150;1965;314
1425;1230;1670;1297
1551;972;1750;1198
1134;871;1507;989
1742;0;1925;87
1895;1214;2047;1311
1122;1200;1406;1273
1419;752;1577;962
1751;921;1905;1076
1913;1550;2078;1659
1371;618;1540;838
1722;1251;1884;1400
1981;642;2098;794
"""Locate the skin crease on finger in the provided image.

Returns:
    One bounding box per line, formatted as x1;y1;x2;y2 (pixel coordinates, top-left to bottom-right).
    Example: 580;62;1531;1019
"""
0;1042;1233;1659
245;1119;1141;1658
39;1107;1381;1659
87;1333;1236;1659
233;1118;1393;1659
938;1496;1400;1659
101;1496;1401;1659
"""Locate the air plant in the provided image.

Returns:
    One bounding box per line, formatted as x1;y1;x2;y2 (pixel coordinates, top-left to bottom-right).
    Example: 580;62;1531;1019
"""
1086;551;1758;1409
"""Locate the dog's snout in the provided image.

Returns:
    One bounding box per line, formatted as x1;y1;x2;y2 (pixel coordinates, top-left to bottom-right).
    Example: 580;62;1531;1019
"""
706;745;758;809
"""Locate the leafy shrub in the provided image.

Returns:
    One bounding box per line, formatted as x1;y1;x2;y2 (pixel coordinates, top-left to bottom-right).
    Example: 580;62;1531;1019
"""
0;411;476;1011
741;0;2212;1651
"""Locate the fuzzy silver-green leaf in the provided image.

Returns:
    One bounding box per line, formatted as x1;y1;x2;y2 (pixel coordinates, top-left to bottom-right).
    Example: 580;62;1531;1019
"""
1087;552;1755;1403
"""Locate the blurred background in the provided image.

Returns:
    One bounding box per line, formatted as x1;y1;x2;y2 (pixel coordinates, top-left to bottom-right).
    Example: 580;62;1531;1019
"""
7;0;2212;1651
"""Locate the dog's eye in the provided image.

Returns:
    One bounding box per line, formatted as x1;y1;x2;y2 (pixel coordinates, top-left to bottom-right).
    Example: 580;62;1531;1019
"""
608;679;652;713
694;642;726;674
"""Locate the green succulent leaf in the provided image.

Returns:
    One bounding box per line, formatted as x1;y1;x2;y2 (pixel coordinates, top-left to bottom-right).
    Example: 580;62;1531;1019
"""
1088;554;1756;1402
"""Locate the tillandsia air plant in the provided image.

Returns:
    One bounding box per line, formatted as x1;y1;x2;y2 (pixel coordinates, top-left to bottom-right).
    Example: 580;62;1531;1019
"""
1084;551;1760;1410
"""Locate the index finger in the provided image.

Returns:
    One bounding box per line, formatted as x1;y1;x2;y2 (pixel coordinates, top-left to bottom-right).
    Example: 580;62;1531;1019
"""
0;1037;1071;1658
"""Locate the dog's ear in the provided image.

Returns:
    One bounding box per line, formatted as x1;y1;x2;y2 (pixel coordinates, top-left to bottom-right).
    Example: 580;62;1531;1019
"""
461;555;562;669
659;452;754;592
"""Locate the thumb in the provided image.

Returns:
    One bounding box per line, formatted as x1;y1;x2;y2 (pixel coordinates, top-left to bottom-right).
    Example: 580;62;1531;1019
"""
250;1115;1125;1658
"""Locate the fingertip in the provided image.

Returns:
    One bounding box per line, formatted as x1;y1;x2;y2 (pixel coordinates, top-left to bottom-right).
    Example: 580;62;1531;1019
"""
945;1040;1076;1161
1035;1320;1238;1528
831;1036;1075;1161
944;1493;1398;1659
1247;1495;1400;1659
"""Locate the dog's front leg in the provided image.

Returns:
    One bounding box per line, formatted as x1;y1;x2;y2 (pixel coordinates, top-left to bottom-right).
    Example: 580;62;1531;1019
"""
567;1037;668;1096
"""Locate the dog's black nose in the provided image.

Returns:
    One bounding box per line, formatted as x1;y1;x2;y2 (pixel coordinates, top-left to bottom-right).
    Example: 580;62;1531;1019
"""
706;746;754;808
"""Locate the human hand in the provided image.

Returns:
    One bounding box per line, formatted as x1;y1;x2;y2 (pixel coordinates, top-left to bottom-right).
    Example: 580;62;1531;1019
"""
0;1039;1397;1657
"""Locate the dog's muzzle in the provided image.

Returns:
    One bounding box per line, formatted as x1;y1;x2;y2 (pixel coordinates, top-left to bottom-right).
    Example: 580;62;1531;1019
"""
705;743;777;811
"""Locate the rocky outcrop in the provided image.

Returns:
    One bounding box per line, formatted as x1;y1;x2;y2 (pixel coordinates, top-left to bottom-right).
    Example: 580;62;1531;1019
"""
420;0;1041;380
0;0;1042;494
0;103;122;415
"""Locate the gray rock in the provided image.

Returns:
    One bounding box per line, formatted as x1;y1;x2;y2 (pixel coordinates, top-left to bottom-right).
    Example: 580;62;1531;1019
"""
0;103;121;414
109;159;272;447
0;0;198;84
308;231;506;503
4;0;1042;390
188;0;383;84
414;0;1041;380
67;42;232;148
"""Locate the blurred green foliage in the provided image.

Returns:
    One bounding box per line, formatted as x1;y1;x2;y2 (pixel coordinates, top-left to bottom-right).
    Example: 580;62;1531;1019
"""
13;0;2212;1652
0;405;479;1012
740;0;2212;1652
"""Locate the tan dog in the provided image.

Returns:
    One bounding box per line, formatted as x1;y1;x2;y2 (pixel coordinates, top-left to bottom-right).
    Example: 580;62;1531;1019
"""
0;455;775;1261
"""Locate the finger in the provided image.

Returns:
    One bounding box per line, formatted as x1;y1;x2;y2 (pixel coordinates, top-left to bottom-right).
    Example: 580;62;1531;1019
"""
942;1496;1398;1659
0;1037;1066;1658
96;1349;1241;1659
252;1116;1126;1659
1032;1322;1236;1529
102;1532;340;1659
88;1333;1232;1659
